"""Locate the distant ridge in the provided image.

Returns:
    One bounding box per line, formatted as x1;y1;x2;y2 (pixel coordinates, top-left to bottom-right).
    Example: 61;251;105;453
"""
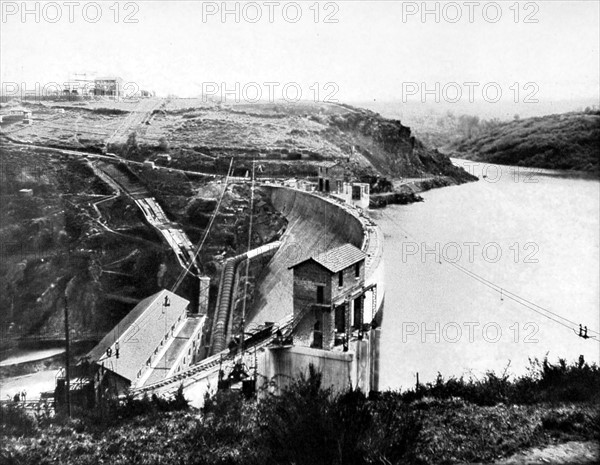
449;110;600;175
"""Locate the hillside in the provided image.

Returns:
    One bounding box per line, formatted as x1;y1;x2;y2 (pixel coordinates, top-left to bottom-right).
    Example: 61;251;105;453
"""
0;98;475;344
449;110;600;174
0;142;286;346
2;98;477;183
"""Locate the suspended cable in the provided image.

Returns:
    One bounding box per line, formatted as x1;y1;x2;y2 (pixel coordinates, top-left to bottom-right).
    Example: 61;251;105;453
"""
171;158;234;293
449;260;599;336
379;210;600;341
446;260;582;333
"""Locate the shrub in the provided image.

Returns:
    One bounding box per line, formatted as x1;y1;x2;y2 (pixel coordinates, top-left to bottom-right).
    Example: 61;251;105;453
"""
158;137;170;152
0;404;38;436
400;356;600;406
256;366;338;465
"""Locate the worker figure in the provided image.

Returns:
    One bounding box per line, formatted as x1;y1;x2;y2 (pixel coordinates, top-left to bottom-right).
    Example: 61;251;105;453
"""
275;329;283;345
228;362;247;384
578;325;590;339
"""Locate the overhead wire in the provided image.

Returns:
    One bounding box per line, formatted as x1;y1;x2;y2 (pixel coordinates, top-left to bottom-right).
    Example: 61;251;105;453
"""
378;209;599;342
171;158;234;293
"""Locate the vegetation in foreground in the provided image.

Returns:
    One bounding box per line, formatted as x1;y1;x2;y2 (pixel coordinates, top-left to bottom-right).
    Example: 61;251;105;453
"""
1;357;599;465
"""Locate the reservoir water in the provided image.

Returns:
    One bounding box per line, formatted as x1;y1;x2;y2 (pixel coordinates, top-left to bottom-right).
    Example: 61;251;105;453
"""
374;161;600;391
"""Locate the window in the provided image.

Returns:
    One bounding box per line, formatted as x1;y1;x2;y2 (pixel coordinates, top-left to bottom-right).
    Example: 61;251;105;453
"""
355;262;361;278
312;319;323;349
338;271;344;287
335;304;346;333
316;285;324;304
353;297;363;328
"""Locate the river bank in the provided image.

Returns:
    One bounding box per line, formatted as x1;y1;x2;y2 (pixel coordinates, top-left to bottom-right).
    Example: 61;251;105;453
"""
369;175;468;208
0;342;97;400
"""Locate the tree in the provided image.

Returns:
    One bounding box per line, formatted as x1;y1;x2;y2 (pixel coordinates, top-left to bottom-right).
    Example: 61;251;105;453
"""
458;115;480;138
158;137;170;152
124;132;139;158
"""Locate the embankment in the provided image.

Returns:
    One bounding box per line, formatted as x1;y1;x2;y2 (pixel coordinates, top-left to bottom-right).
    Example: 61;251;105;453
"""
370;176;468;208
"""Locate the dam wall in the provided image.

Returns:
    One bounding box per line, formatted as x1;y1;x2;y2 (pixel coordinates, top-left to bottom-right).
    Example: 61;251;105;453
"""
249;186;384;327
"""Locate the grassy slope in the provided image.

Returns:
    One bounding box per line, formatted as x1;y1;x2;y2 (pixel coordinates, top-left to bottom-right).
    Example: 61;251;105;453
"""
451;111;600;174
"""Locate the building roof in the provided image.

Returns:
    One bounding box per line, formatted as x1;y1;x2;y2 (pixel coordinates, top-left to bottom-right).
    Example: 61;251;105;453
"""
289;243;366;273
316;160;343;168
88;289;189;382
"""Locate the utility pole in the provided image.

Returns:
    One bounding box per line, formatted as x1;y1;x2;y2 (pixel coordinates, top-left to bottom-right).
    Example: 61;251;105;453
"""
163;295;170;378
240;160;256;355
64;288;71;418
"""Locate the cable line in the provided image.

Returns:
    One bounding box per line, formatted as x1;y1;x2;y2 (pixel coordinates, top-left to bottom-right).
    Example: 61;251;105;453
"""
171;158;234;293
449;260;599;336
379;210;599;341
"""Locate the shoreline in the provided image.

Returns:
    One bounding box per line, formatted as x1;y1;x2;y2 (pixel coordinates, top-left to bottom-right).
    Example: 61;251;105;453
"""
370;175;466;208
449;155;600;180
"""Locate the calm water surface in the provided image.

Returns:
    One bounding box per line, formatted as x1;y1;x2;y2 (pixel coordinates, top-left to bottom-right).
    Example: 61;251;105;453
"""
374;161;600;390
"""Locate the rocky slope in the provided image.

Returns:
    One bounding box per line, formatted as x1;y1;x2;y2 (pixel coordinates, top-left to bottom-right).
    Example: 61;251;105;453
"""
0;142;285;347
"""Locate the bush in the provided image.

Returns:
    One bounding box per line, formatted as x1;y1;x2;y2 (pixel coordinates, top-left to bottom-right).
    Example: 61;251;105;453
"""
255;366;421;465
256;366;338;465
0;404;38;436
400;356;600;406
158;137;170;152
115;385;189;422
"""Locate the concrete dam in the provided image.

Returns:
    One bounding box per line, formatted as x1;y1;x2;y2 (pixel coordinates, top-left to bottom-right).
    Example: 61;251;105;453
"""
249;185;384;328
248;186;385;396
123;185;385;406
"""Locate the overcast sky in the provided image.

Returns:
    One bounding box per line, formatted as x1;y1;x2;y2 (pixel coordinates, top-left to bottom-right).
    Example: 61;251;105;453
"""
1;1;599;105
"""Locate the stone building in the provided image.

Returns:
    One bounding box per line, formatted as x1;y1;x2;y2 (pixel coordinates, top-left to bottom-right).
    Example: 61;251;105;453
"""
317;162;346;193
288;243;367;350
87;289;203;391
335;182;370;210
257;242;377;396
